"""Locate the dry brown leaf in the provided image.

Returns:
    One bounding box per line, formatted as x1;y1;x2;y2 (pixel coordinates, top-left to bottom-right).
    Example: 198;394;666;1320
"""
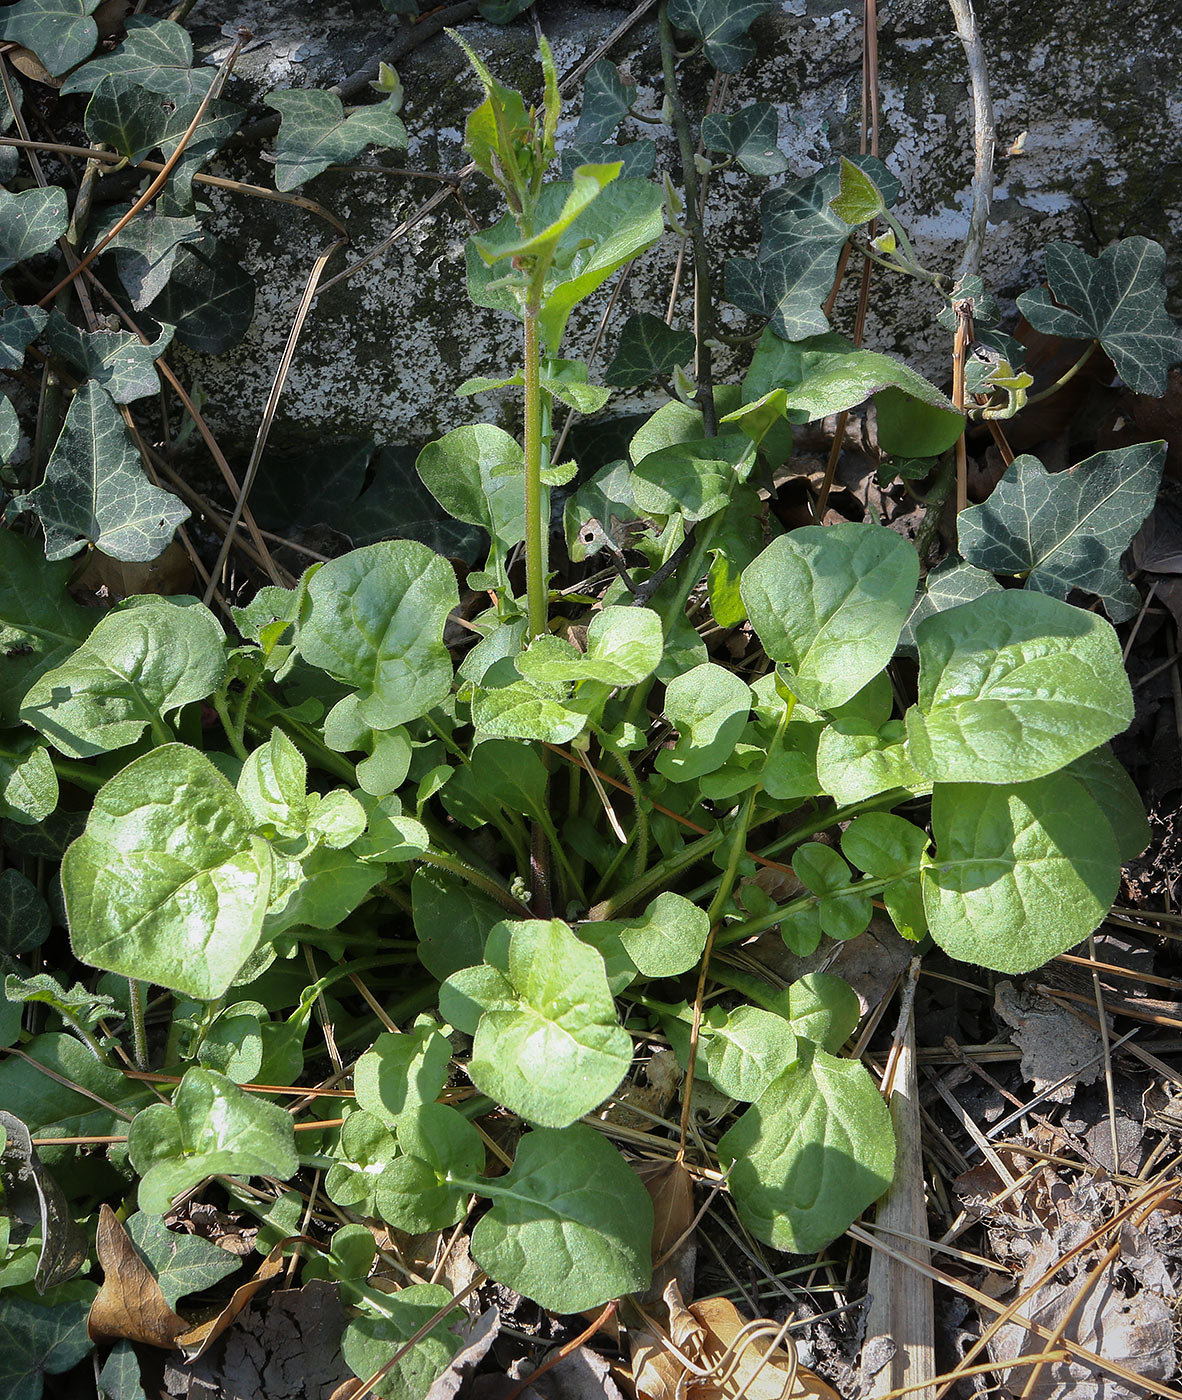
73;541;195;603
174;1237;287;1360
689;1297;840;1400
88;1203;188;1349
630;1325;686;1400
635;1159;695;1301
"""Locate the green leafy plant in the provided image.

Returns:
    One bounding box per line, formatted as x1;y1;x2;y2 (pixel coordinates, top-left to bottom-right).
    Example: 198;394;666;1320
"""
0;2;1176;1396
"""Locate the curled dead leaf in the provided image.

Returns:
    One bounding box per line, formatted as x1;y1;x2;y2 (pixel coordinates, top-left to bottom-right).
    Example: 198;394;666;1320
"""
88;1204;188;1349
174;1237;288;1359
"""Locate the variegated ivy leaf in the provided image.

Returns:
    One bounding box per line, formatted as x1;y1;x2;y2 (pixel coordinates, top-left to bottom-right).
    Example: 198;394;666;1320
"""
0;301;48;371
13;382;188;562
60;16;215;99
0;187;68;274
0;0;100;78
264;89;407;191
702;103;787;176
46;313;173;404
668;0;777;72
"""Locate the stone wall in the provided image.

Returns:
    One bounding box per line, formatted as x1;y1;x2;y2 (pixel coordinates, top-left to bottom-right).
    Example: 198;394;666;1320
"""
176;0;1182;455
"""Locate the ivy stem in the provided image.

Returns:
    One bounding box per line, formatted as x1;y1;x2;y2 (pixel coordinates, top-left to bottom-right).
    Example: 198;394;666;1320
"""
1024;339;1098;404
127;979;150;1070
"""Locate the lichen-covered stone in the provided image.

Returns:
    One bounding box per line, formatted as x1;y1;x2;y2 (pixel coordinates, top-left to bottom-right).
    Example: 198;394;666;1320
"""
177;0;1182;457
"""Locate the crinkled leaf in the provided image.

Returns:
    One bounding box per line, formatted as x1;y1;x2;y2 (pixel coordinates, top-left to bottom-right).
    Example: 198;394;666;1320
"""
719;1040;895;1254
0;730;59;824
0;301;48;370
606;312;695;388
0;187;68;274
815;719;923;804
264;89;407;191
470;674;587;744
342;1284;463;1400
459;919;631;1128
958;443;1166;621
60;17;214;98
46;313;173;405
471;1125;653;1310
776;972;860;1053
702;102;786;175
1016;237;1182;395
516;606;663;687
0;0;99;77
14;383;188;562
667;0;777;71
923;774;1120;973
63;744;272;999
0;1290;96;1400
897;558;1001;659
147;235;254;353
655;662;751;782
296;539;458;729
907;591;1133;784
1063;745;1150;864
742;523;918;711
128;1068;298;1214
21;597;224;759
699;1004;797;1102
354;1020;451;1128
236;730;307;836
631;434;749;522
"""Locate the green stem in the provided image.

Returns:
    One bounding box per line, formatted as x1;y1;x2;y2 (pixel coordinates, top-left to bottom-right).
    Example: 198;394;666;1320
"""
49;756;103;793
716;867;918;947
523;290;547;640
416;849;532;917
707;789;759;925
210;691;249;762
1024;340;1098;403
128;978;149;1070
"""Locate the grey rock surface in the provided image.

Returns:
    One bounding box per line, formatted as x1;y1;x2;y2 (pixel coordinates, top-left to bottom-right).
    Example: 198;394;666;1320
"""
176;0;1182;457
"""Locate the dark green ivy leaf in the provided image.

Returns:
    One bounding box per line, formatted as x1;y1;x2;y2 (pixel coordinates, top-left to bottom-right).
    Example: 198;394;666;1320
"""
89;206;201;310
264;89;408;191
147;235;255;354
0;0;100;78
668;0;777;72
0;1288;97;1400
60;16;215;99
702;103;787;175
576;61;635;144
46;313;173;404
1017;237;1182;396
0;301;48;371
559;140;655;180
958;442;1166;621
0;187;68;274
14;382;188;562
606;312;695;387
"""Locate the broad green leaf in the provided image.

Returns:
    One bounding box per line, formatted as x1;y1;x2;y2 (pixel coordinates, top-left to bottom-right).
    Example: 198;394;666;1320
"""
60;17;214;98
516;606;663;687
63;744;273;999
416;424;526;548
897;558;1001;659
907;591;1133;784
128;1068;298;1214
470;1125;653;1309
0;530;98;725
1016;237;1182;395
606;312;695;388
781;342;957;423
411;867;502;981
791;844;873;941
875;385;964;457
0;1290;96;1400
147;236;254;353
776;972;860;1053
1063;745;1150;864
470;674;588;744
124;1212;239;1309
0;1032;143;1142
0;870;51;969
88;206;200;309
297;540;459;729
923;774;1120;973
237;730;308;836
631;435;749;522
375;1103;483;1233
84;73;174;163
0;729;59;824
195;1003;262;1082
474;163;621;268
829;156;887;224
0;187;68;274
575;61;635;143
698;1004;797;1102
264;89;407;190
0;0;99;77
655;662;751;782
0;301;48;370
461;919;632;1127
667;0;777;71
702;102;787;175
14;383;188;562
354;1020;451;1127
741;523;918;711
719;1040;895;1254
325;1111;397;1214
815;717;924;804
342;1284;462;1400
630;399;706;466
97;1341;147;1400
603;891;710;978
46;313;173;404
265;844;382;936
841;812;928;941
957;443;1167;621
21;597;225;758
